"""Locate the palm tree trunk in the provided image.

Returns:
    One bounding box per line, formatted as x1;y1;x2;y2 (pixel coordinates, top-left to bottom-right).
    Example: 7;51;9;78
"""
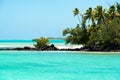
77;15;81;25
102;16;108;32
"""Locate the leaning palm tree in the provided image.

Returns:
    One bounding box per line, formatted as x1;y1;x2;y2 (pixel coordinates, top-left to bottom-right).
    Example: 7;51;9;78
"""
63;24;86;44
73;8;83;24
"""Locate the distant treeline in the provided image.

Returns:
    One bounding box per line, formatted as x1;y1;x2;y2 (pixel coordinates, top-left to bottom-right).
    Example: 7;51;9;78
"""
48;37;65;39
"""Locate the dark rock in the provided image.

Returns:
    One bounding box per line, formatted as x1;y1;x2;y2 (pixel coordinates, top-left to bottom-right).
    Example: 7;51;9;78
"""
35;44;58;51
24;46;31;49
13;47;24;50
51;44;54;48
80;44;120;52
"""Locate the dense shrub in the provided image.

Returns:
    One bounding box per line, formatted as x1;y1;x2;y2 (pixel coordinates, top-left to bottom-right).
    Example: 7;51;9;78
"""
33;37;50;49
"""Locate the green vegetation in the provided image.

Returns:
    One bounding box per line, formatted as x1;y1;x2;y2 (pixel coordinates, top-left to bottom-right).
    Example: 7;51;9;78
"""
33;37;50;49
63;2;120;47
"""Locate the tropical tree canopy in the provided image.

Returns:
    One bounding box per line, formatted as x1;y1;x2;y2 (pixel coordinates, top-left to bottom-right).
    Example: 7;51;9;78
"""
63;2;120;46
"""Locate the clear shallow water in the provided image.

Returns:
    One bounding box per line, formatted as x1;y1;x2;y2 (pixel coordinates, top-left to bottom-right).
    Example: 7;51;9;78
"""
0;51;120;80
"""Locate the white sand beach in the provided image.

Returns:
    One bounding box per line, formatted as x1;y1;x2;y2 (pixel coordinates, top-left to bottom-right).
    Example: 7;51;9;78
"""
55;45;83;49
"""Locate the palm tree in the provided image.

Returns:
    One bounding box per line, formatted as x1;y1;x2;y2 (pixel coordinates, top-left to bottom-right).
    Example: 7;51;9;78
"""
84;7;100;45
63;28;70;36
116;2;120;17
84;7;96;27
63;24;88;44
73;8;83;24
107;5;116;20
94;6;106;25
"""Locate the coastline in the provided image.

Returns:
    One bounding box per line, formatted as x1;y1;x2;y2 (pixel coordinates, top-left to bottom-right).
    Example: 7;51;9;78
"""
1;45;120;53
0;45;82;51
0;39;120;52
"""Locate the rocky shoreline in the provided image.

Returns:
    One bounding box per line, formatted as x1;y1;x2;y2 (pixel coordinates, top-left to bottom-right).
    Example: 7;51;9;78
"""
0;44;81;51
80;45;120;52
0;44;120;52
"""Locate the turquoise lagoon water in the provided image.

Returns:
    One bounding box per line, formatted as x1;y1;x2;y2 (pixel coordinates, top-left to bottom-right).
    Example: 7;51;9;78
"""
0;40;120;80
0;39;65;48
0;51;120;80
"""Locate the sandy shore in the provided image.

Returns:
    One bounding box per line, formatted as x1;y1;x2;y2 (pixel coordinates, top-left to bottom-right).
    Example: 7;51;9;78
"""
55;45;83;49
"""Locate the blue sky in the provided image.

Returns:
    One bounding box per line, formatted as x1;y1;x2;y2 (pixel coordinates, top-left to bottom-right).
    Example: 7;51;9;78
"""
0;0;119;39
